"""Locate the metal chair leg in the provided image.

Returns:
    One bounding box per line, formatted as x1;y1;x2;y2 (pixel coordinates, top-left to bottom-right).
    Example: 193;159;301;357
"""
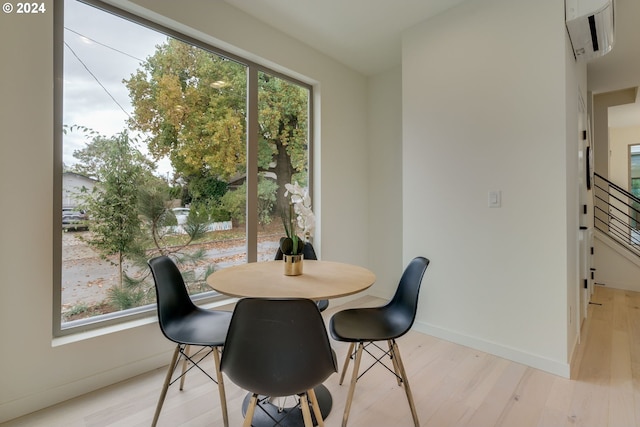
339;342;355;385
308;388;324;427
152;345;181;427
212;347;229;427
342;342;364;427
390;340;419;427
244;393;258;427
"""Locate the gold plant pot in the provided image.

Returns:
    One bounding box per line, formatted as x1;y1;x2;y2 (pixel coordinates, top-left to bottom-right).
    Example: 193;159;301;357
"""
283;254;304;276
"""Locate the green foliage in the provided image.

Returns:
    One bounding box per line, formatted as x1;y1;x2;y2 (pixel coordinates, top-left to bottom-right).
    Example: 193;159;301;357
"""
65;302;89;317
220;185;246;225
69;128;155;181
76;131;149;288
136;181;175;252
257;72;310;211
107;284;146;310
181;210;208;241
191;199;231;223
108;271;151;311
257;177;278;226
138;181;173;228
186;175;228;205
220;177;277;226
125;39;310;215
136;181;210;254
125;39;247;181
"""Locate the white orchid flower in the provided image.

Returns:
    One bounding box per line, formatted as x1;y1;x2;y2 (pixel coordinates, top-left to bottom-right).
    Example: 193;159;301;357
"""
284;181;315;239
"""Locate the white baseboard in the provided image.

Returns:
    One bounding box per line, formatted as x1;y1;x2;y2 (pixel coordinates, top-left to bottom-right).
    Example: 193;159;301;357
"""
0;351;171;424
412;320;570;378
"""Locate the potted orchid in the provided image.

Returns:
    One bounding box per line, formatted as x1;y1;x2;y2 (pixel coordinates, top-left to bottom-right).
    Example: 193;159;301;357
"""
280;182;315;275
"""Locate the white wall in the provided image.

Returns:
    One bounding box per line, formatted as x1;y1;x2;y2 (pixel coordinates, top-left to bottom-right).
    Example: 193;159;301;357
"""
366;66;406;296
401;0;576;376
609;126;640;188
593;89;638;179
0;0;375;421
594;233;640;291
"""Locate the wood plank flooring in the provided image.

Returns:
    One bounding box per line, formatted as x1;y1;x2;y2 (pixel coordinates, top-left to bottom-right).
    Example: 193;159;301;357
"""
3;286;640;427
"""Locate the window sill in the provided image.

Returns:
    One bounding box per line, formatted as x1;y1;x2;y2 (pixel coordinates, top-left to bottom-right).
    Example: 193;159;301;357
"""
52;296;238;347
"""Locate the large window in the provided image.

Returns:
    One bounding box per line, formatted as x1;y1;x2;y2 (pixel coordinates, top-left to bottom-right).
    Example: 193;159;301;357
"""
56;0;312;334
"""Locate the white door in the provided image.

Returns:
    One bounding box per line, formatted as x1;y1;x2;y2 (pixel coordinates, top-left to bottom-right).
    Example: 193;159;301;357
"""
578;93;592;325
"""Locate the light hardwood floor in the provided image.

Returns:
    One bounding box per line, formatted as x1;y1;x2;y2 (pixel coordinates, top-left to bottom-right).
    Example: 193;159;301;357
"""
3;286;639;427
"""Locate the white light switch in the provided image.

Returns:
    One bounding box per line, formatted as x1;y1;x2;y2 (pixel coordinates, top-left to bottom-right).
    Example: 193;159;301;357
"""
488;190;501;208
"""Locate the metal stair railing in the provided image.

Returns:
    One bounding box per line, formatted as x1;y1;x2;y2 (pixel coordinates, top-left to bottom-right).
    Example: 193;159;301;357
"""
593;172;640;257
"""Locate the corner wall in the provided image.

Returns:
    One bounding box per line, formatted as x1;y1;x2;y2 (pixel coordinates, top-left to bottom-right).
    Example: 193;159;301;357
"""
366;66;405;296
592;88;638;179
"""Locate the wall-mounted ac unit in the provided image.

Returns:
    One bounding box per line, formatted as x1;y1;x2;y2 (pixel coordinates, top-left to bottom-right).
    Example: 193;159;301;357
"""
566;0;615;61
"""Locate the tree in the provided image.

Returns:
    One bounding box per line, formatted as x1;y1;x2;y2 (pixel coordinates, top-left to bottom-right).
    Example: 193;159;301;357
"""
125;40;247;181
186;175;228;206
69;127;155;181
220;177;278;227
125;38;310;215
257;72;310;209
137;179;210;256
67;128;216;313
75;131;150;289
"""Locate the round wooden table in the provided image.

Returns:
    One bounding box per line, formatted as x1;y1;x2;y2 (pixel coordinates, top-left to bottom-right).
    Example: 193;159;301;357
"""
207;259;375;427
206;259;376;300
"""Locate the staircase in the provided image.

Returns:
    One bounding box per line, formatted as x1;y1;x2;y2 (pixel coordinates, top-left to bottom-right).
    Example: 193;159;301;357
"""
593;172;640;257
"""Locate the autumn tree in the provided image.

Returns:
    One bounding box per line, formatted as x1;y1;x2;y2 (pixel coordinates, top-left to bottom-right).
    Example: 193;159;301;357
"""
124;38;310;214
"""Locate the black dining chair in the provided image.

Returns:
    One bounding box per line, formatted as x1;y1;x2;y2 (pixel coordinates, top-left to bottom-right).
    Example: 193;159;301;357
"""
329;256;430;427
148;255;232;427
274;242;329;311
220;298;338;427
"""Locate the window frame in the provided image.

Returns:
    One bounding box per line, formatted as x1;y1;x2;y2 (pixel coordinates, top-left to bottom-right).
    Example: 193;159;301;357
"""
53;0;314;337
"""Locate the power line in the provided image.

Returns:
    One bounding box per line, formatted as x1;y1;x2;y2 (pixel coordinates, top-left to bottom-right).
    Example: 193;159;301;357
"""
64;27;145;62
64;40;132;121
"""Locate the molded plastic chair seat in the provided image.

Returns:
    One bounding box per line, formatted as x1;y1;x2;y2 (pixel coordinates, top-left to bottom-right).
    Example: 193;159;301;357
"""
221;298;337;427
329;256;430;427
330;306;410;342
148;255;232;427
160;310;230;345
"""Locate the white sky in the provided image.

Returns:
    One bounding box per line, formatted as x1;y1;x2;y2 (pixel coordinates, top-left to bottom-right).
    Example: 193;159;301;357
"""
63;0;172;177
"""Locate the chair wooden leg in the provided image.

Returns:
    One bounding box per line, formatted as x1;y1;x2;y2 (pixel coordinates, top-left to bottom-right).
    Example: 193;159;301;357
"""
152;344;181;427
212;347;229;427
308;388;324;427
179;344;190;390
342;342;364;427
243;393;258;427
299;393;314;427
391;340;419;427
339;342;355;385
388;340;402;386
